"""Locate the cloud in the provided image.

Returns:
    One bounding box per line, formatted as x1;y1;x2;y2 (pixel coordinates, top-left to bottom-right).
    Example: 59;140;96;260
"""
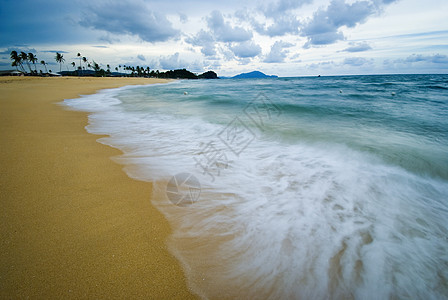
80;1;179;43
230;41;262;58
342;57;373;66
0;0;92;46
262;0;313;18
0;47;37;55
156;52;189;70
207;10;252;42
41;50;69;53
264;41;294;63
179;13;188;23
343;42;372;52
308;61;335;69
137;54;146;61
98;34;121;44
251;0;310;37
186;30;217;57
254;16;301;37
397;53;448;64
301;0;394;47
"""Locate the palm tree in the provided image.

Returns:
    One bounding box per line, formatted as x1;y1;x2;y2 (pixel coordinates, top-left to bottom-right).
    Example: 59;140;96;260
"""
77;53;82;74
92;61;100;75
55;52;65;73
28;53;38;73
71;62;76;70
20;52;32;73
40;60;48;73
82;57;87;74
11;61;18;70
10;51;22;71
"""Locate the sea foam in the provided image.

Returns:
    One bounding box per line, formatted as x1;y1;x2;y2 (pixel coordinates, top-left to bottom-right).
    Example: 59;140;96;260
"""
64;78;448;299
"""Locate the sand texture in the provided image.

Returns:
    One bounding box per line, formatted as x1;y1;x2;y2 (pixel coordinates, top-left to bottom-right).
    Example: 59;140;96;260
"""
0;77;197;299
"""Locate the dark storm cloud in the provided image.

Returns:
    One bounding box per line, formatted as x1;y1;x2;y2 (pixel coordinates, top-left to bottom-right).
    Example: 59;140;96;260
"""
0;0;93;46
79;1;180;43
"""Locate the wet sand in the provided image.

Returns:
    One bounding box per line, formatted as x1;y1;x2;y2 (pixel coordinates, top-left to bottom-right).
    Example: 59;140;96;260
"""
0;77;198;299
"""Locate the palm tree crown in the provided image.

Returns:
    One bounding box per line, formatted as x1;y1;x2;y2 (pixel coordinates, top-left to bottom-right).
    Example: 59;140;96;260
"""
28;53;38;73
55;52;65;73
10;51;23;71
40;60;48;73
20;51;32;73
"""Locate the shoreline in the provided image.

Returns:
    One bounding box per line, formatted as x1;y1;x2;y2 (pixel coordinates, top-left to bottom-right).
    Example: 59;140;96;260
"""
0;77;198;299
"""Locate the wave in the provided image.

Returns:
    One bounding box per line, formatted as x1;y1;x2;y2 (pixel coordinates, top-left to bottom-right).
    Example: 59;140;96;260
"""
64;77;448;299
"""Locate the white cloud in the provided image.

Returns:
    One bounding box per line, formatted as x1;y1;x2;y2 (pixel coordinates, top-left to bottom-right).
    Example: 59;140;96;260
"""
186;30;217;57
301;0;397;47
262;0;312;18
343;42;372;52
342;57;373;66
179;13;188;23
264;41;294;63
397;53;448;64
230;41;262;58
156;52;185;70
207;10;252;42
254;16;301;37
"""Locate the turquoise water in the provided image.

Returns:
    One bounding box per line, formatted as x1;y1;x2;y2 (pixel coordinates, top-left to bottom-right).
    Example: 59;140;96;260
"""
66;75;448;299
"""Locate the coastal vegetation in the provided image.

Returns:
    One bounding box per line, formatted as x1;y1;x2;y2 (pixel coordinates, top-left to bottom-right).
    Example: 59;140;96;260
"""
8;50;218;79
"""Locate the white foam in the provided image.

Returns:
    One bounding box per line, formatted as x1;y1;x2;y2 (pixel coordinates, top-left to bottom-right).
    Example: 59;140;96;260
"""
63;86;448;299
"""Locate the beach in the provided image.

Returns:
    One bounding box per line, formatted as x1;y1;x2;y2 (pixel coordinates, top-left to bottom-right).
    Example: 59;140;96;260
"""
0;77;197;299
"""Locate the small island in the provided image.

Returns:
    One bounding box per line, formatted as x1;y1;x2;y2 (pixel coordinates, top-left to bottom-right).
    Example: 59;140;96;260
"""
232;71;278;79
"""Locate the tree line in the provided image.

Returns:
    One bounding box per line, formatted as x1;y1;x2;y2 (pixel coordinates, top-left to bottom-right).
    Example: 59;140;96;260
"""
9;50;218;79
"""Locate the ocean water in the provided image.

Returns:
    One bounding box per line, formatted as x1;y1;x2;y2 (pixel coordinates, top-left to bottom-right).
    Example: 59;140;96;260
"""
65;75;448;299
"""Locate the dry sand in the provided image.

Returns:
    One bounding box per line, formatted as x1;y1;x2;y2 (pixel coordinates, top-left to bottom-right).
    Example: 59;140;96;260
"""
0;77;198;299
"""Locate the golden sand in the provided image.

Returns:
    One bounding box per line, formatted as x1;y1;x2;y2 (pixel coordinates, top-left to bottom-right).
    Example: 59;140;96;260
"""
0;77;198;299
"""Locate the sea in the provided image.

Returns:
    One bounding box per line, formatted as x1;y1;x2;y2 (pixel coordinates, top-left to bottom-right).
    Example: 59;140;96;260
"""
64;74;448;299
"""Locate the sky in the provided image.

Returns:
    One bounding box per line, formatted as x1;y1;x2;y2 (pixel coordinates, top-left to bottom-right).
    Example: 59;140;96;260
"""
1;0;447;76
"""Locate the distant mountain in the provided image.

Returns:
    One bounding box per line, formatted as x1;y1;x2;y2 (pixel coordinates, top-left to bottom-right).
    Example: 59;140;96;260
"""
232;71;278;79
